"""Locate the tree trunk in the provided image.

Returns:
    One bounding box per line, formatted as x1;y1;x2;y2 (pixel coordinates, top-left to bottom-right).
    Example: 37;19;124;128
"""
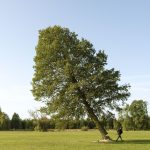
82;99;110;140
77;87;111;140
71;75;111;140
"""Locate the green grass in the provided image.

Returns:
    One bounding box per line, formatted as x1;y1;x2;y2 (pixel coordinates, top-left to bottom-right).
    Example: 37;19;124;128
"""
0;130;150;150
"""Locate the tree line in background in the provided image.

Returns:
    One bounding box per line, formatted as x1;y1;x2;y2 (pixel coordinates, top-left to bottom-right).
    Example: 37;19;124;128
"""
0;100;150;131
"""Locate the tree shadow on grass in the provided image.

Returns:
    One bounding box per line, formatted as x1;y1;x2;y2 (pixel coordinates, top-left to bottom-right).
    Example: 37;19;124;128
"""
113;139;150;144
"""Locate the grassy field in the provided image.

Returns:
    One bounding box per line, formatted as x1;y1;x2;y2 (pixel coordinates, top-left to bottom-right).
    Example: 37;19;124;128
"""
0;130;150;150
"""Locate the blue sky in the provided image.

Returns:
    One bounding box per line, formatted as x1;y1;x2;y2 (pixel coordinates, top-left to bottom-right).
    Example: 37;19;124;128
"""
0;0;150;118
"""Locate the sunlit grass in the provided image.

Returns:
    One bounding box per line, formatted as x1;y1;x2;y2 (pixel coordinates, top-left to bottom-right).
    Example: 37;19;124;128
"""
0;130;150;150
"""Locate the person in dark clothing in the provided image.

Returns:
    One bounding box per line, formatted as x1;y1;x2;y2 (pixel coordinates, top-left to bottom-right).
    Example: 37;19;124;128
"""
116;127;123;142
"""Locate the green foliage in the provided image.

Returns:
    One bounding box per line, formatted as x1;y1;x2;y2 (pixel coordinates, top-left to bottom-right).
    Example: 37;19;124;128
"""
34;117;50;132
0;109;10;130
54;119;68;130
22;119;34;130
31;25;131;138
118;100;149;130
32;26;130;138
11;113;22;129
129;100;149;130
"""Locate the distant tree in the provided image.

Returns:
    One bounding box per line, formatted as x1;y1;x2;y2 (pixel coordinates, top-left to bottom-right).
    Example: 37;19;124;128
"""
84;118;96;129
54;119;68;130
11;113;22;129
0;109;10;130
35;117;50;132
32;26;130;139
123;115;133;130
113;119;122;130
129;100;149;130
22;119;34;130
148;117;150;129
105;112;115;129
29;110;50;131
49;119;55;129
118;104;133;130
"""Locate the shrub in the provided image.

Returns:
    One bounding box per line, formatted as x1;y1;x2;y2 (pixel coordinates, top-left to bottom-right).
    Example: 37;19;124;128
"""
81;126;89;131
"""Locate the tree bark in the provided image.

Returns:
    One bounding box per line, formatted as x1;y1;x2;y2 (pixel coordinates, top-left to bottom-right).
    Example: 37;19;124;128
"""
82;99;109;139
77;87;111;139
71;75;111;140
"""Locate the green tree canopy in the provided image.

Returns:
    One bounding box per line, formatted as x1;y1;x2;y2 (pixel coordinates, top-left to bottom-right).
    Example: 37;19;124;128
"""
129;100;148;130
11;113;22;129
0;109;10;130
119;100;149;130
32;26;130;139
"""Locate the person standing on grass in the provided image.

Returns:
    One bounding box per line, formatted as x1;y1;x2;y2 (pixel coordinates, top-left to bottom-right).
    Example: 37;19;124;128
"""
116;127;123;142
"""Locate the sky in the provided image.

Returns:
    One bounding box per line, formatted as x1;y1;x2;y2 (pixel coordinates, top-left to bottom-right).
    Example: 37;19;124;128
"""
0;0;150;119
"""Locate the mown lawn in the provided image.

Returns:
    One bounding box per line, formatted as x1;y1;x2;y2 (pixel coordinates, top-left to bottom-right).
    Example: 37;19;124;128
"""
0;130;150;150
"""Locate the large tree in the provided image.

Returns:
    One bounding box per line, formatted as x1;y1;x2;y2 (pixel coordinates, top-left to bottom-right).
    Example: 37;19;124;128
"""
32;26;130;139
